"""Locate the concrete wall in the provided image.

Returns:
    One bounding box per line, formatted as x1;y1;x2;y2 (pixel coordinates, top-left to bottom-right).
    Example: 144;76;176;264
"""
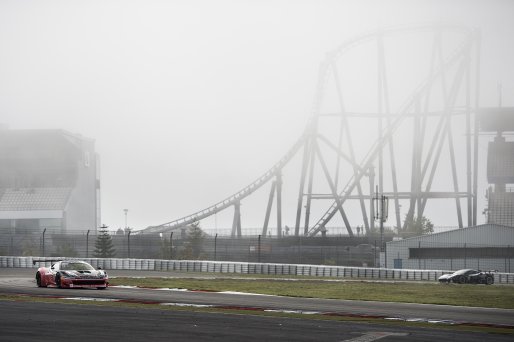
2;255;514;284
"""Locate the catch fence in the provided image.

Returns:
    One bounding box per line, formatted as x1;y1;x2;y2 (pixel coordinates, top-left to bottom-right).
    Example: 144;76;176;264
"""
2;230;513;271
0;232;380;267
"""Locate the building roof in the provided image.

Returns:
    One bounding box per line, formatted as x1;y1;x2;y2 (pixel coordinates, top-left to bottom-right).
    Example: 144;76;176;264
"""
0;188;72;211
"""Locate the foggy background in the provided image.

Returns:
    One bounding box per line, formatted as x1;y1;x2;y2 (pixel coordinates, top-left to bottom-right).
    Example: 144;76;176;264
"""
1;0;513;232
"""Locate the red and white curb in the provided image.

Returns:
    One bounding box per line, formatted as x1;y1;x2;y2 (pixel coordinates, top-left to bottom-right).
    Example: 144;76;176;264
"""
41;294;514;329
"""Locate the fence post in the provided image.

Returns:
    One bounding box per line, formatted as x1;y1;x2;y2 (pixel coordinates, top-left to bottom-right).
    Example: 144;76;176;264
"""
258;234;261;263
298;235;302;264
127;230;131;258
464;243;466;268
41;228;46;257
374;240;377;267
418;241;421;269
214;233;218;261
86;230;90;258
477;247;482;270
169;232;173;259
384;242;387;268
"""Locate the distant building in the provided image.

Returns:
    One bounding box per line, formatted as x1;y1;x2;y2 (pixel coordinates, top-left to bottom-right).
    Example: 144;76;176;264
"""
386;224;514;272
480;107;514;227
486;188;514;227
0;128;100;233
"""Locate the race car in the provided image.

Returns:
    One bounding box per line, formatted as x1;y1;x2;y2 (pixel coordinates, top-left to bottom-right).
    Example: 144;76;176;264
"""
438;269;495;285
34;259;109;289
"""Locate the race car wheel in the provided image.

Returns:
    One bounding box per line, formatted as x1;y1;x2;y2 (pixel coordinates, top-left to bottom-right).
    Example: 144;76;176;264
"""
458;275;466;284
55;274;62;288
486;276;494;285
36;272;46;287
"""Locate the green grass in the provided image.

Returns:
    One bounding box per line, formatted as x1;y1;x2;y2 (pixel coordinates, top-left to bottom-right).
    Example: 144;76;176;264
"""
111;277;514;309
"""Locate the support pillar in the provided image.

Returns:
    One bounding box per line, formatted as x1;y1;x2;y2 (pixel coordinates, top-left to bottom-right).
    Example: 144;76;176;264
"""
231;201;241;238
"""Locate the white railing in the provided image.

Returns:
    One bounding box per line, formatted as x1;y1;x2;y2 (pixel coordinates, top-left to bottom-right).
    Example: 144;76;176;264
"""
1;256;513;284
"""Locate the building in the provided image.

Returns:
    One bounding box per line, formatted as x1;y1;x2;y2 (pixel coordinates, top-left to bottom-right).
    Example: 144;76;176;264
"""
481;107;514;227
0;128;100;233
385;224;514;272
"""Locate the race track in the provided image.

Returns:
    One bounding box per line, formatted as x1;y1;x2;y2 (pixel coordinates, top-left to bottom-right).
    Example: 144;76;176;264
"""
0;269;513;341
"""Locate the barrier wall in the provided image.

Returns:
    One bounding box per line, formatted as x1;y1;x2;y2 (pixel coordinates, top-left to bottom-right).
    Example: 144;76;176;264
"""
1;256;513;284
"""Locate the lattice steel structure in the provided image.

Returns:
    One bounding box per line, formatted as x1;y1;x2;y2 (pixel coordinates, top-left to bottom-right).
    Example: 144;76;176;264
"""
143;24;481;237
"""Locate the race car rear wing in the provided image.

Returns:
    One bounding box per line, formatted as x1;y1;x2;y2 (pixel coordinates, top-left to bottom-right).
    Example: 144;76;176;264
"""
32;259;64;265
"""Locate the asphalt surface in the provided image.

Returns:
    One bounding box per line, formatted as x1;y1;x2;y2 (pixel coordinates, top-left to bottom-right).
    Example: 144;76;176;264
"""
2;300;513;342
0;268;513;341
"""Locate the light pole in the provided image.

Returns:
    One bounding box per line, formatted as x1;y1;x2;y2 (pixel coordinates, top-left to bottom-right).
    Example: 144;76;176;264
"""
123;209;128;229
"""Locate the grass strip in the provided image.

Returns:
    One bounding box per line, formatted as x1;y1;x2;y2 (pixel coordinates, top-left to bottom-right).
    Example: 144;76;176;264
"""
110;277;514;309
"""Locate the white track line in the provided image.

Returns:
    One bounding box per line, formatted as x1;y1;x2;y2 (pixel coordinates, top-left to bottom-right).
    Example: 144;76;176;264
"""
62;297;118;302
342;332;408;341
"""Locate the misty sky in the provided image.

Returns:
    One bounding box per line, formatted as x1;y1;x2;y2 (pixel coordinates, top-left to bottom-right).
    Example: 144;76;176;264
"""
1;0;513;233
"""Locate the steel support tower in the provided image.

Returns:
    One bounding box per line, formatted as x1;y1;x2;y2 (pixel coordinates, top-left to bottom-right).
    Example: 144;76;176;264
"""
143;25;481;237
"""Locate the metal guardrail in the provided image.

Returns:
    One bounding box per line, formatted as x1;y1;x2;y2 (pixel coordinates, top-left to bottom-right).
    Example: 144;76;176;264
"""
1;256;513;284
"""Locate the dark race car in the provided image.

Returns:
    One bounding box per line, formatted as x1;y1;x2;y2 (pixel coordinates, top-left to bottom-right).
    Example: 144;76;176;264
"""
438;269;495;285
468;270;496;285
34;260;109;289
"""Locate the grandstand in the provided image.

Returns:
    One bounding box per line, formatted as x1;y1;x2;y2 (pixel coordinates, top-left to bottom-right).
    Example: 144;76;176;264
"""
0;128;100;234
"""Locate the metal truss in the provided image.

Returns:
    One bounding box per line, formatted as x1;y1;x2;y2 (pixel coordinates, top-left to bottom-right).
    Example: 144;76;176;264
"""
143;24;481;237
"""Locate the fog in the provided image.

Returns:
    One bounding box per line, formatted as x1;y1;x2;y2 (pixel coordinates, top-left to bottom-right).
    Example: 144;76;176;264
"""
1;0;513;232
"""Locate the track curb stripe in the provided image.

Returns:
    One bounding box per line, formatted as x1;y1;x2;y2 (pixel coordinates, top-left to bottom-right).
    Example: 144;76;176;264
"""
7;292;514;330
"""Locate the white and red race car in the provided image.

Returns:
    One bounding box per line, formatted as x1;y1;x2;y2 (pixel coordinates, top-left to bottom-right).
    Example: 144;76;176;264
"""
34;260;109;289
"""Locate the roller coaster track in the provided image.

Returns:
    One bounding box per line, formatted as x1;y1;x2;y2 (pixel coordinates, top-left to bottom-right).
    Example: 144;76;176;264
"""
143;24;478;236
307;25;476;236
142;133;308;234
